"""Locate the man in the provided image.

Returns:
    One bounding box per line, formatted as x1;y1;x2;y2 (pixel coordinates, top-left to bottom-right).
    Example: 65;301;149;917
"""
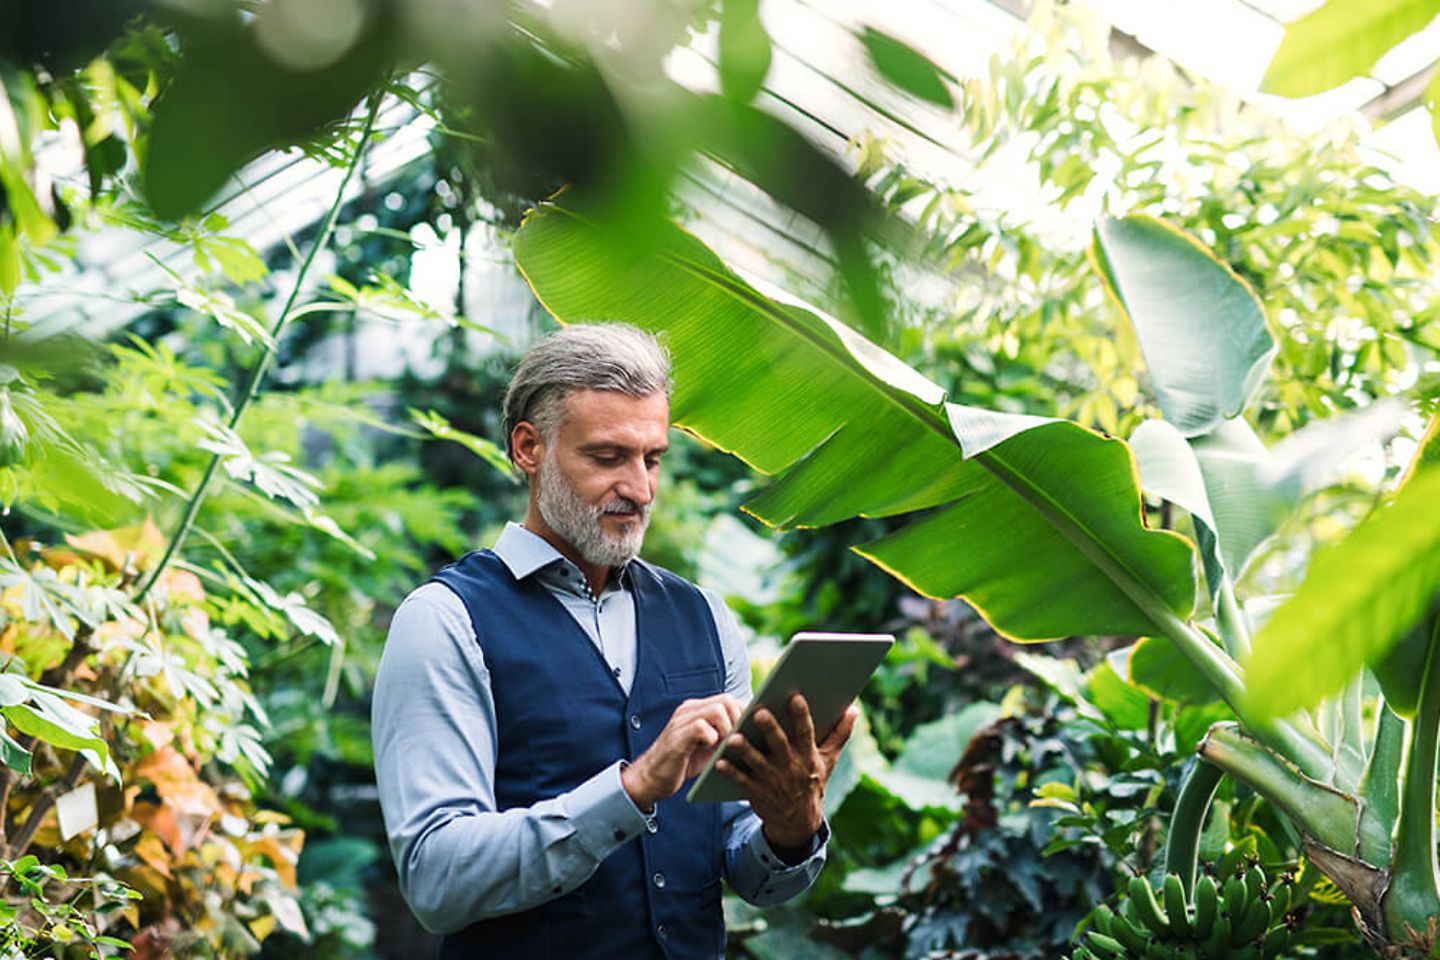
372;323;858;959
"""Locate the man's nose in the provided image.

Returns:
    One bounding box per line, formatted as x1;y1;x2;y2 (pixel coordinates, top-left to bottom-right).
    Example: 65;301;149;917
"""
616;458;654;504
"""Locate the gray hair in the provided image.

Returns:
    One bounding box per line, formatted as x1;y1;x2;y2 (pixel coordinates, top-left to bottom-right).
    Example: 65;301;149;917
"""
503;323;672;460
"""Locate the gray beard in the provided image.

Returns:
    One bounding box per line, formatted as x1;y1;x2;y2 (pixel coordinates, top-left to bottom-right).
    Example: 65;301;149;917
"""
536;455;652;569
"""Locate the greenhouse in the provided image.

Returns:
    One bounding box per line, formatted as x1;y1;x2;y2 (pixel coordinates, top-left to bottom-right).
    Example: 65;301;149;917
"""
2;0;1440;957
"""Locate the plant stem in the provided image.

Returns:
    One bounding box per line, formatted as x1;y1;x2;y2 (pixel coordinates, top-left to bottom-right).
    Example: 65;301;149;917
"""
1215;577;1250;661
1382;620;1440;939
8;752;87;860
1144;606;1331;780
1163;758;1224;895
1357;699;1404;866
133;93;384;606
1198;723;1384;858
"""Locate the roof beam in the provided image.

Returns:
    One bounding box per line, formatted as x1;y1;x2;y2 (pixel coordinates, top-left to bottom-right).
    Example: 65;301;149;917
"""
1360;63;1435;122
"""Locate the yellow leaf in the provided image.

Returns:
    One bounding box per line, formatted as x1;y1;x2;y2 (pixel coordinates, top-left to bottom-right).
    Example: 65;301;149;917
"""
248;914;276;941
134;834;173;878
134;747;221;817
64;518;167;572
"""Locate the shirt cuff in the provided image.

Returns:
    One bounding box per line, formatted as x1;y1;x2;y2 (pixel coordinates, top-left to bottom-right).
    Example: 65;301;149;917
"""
750;818;831;873
567;761;653;859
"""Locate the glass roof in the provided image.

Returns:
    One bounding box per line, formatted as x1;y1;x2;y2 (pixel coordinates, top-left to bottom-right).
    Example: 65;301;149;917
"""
26;0;1440;347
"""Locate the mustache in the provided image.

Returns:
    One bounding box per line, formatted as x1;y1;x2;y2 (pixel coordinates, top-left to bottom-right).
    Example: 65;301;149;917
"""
602;498;647;516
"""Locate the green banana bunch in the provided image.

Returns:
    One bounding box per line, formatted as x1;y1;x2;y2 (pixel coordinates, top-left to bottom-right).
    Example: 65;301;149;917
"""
1064;860;1298;960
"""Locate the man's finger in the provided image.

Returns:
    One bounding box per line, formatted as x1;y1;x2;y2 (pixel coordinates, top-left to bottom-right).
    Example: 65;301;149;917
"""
753;707;791;757
790;694;817;754
820;704;860;752
715;758;753;789
723;697;742;728
685;717;722;751
725;732;768;772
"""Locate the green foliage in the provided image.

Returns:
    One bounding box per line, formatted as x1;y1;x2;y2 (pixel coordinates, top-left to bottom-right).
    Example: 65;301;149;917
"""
1246;463;1440;719
859;4;1440;439
1091;216;1274;438
858;28;953;109
516;199;1198;646
895;700;1109;959
1262;0;1440;98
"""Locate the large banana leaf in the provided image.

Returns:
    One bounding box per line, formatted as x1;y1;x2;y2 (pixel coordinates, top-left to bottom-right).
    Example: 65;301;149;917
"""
1092;216;1274;438
513;200;1195;642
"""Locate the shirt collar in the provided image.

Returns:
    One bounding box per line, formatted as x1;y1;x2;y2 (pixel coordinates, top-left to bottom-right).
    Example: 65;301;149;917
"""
492;521;635;588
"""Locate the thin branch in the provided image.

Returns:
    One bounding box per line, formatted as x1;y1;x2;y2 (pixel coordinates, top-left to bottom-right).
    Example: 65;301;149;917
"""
132;92;386;606
8;753;87;860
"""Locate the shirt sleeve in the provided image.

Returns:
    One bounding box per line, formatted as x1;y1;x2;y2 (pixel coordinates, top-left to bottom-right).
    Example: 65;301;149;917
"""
699;589;829;905
371;583;653;935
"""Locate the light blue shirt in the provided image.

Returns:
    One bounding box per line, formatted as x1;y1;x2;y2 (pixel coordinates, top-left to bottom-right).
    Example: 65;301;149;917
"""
372;522;827;936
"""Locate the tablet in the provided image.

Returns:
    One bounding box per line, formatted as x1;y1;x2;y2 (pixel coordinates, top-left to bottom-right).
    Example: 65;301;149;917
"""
685;631;894;803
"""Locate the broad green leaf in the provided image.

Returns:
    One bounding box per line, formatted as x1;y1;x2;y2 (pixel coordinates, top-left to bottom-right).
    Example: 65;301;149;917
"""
719;0;772;104
0;674;27;707
0;223;18;297
859;27;953;108
1262;0;1440;98
1372;412;1440;715
144;13;387;219
1372;619;1435;718
0;728;30;776
1093;216;1274;437
858;411;1196;640
1086;658;1151;729
892;702;999;780
514;201;1195;643
1123;637;1220;705
2;703;108;763
1245;464;1440;719
1399;411;1440;487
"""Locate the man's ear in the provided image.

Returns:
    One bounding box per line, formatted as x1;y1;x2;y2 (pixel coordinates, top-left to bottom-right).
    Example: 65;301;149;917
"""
511;422;543;477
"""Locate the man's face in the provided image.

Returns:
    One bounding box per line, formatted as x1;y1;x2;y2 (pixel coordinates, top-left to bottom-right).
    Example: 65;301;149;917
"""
532;389;670;569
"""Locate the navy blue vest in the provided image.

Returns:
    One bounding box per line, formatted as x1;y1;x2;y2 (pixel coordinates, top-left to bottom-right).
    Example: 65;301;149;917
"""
431;550;727;960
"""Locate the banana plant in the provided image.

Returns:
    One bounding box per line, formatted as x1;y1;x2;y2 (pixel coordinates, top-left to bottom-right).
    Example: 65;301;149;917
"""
513;198;1440;957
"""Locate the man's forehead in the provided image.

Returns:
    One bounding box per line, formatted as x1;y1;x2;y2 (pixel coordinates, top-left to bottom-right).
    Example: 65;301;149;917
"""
559;389;670;438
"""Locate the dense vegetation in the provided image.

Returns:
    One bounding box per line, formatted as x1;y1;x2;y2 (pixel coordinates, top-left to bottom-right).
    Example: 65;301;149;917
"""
0;2;1437;958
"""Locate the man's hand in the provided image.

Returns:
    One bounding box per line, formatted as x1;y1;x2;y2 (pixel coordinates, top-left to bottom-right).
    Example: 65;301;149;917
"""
622;694;742;811
715;694;859;853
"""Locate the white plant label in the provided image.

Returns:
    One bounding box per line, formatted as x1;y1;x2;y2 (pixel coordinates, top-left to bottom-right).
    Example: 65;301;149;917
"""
56;782;99;841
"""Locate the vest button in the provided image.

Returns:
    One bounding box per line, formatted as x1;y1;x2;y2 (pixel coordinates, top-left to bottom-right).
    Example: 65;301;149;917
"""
652;872;666;889
656;923;668;939
646;818;659;834
630;714;642;730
